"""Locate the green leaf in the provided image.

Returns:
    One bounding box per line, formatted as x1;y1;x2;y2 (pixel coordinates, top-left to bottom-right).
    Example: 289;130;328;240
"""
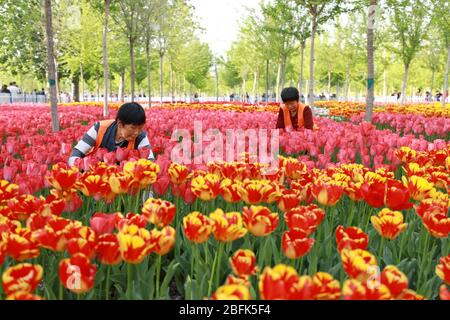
160;261;180;299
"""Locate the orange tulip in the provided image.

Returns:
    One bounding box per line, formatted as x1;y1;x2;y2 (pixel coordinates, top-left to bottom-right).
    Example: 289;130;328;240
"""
168;163;190;185
209;209;247;242
96;234;122;265
6;291;43;300
76;174;107;200
380;265;409;298
142;198;176;228
116;212;148;231
238;179;281;205
436;254;450;285
259;264;311;300
220;179;242;203
7;194;44;221
371;208;408;240
190;173;221;201
182;212;212;244
225;274;251;287
311;272;341;300
117;224;155;264
282;229;314;259
242;205;279;237
403;175;435;202
66;238;96;260
109;173;135;195
277;189;301;213
151;226;176;255
440;285;450;300
342;279;367;300
32;217;78;252
283;159;308;180
59;253;97;294
342;279;391;300
0;180;20;203
46;164;79;192
0;240;6;266
421;209;450;238
335;225;369;253
311;182;343;206
284;205;325;236
5;228;40;261
123;159;160;189
397;289;425;300
341;249;378;282
229;249;258;277
2;263;43;295
211;284;251;300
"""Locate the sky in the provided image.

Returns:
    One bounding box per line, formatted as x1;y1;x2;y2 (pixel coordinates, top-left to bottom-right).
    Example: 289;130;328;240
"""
190;0;262;56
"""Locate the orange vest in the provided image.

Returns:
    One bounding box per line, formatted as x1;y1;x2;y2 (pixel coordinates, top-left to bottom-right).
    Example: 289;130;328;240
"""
87;120;136;156
281;105;319;132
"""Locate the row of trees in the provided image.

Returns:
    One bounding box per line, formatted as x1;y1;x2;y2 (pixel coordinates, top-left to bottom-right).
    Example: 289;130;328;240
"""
224;0;449;111
0;0;214;129
0;0;448;130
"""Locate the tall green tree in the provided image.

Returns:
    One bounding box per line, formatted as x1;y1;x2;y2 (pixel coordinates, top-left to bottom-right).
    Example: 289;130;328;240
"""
431;0;449;106
43;0;59;131
386;0;431;104
365;0;377;122
295;0;358;107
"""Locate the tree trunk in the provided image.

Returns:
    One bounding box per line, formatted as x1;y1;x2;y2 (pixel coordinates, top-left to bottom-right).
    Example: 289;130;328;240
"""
430;69;435;97
43;0;59;132
327;70;331;99
256;66;260;104
401;62;409;105
298;43;305;97
344;65;350;101
54;57;60;103
80;63;84;102
308;16;318;107
443;44;450;107
72;73;80;102
265;60;269;106
252;70;257;103
159;53;164;104
102;0;111;116
215;61;219;101
129;37;135;102
119;69;125;102
96;75;100;102
169;63;173;103
276;62;281;103
242;77;246;102
280;55;287;92
146;42;152;107
184;76;187;102
383;68;387;102
365;0;376;122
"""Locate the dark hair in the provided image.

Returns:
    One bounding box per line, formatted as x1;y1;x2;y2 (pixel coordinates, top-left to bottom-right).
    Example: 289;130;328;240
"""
281;87;300;103
116;102;146;125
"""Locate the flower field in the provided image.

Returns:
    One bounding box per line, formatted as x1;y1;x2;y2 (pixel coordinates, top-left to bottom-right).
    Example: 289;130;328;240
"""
0;103;449;300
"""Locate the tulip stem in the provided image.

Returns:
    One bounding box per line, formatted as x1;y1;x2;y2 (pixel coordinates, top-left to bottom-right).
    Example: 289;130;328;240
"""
398;229;407;263
59;281;64;300
155;255;162;300
127;263;133;300
207;241;221;297
215;242;225;289
378;237;385;263
204;240;209;266
418;232;430;291
190;244;195;281
105;265;111;301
